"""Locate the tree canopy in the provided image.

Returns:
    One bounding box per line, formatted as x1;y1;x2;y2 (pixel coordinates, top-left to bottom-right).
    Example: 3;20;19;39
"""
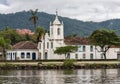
54;46;78;59
89;29;120;59
0;28;23;45
0;37;11;60
34;27;45;43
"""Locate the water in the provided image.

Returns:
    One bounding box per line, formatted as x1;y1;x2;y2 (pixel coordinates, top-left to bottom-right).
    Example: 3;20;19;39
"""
0;69;120;84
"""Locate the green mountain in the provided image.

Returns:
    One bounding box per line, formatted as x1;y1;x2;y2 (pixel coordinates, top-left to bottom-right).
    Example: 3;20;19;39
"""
0;11;120;36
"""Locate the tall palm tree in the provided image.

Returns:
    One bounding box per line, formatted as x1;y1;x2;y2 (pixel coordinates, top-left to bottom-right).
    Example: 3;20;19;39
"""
0;37;11;60
35;27;45;43
29;9;38;30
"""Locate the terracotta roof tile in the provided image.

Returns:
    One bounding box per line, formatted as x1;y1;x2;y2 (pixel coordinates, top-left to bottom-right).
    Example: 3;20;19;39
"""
110;45;120;48
65;37;91;45
65;37;120;48
13;41;37;49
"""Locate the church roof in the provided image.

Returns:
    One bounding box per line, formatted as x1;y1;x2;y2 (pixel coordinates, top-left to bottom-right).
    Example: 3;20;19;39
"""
65;37;91;45
13;41;37;49
65;37;120;48
53;11;61;25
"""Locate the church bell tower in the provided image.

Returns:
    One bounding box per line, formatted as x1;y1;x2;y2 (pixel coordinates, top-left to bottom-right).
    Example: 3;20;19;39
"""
50;11;64;46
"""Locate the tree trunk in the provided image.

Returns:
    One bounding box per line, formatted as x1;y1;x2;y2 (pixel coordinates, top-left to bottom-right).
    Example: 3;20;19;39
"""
103;52;106;59
34;23;37;30
101;47;107;60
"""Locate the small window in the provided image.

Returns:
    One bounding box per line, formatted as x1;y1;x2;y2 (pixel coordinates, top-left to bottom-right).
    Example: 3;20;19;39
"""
90;46;93;52
57;28;60;35
51;42;53;48
90;53;93;59
75;54;78;59
27;53;30;58
83;53;86;59
45;52;47;59
83;46;86;52
47;42;49;49
21;52;25;58
39;43;41;49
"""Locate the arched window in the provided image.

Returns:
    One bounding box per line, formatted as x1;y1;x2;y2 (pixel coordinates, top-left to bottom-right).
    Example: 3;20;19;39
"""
90;53;93;59
83;46;86;52
26;52;30;58
21;52;25;58
39;43;41;49
57;28;60;35
90;46;93;52
51;42;53;48
45;52;48;60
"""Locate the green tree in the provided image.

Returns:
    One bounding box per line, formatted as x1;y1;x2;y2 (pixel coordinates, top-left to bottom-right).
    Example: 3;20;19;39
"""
0;28;22;45
54;46;78;59
89;29;120;59
34;27;45;43
22;34;32;41
0;37;11;60
29;9;38;29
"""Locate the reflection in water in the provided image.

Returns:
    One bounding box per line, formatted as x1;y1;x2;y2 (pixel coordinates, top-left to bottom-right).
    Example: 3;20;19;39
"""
0;69;119;84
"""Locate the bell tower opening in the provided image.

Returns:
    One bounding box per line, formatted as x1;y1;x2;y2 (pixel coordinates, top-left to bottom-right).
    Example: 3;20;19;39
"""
57;28;60;35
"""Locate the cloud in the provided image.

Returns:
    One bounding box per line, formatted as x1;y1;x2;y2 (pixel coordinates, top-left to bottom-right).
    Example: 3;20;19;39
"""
0;0;120;22
0;0;9;5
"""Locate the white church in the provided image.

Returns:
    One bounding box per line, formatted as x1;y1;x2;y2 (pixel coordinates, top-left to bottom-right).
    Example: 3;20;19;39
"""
6;12;120;60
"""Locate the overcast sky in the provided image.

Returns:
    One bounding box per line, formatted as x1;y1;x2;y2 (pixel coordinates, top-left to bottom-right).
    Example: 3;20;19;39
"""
0;0;120;22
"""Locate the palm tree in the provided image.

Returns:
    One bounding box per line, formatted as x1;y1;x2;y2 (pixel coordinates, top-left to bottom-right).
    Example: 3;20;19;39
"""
0;37;11;60
35;27;45;43
29;9;38;30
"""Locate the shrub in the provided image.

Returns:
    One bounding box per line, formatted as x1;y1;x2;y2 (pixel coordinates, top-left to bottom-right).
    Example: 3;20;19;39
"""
63;59;75;69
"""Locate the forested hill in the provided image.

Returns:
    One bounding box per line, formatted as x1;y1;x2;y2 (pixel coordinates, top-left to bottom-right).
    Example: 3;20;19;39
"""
0;11;120;36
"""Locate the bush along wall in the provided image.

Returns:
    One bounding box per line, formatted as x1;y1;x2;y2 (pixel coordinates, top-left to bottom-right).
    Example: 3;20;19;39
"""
0;62;120;70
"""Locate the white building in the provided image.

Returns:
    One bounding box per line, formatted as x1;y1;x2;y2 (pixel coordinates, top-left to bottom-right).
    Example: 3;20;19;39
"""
6;11;120;60
6;41;39;60
38;11;120;60
38;11;66;60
